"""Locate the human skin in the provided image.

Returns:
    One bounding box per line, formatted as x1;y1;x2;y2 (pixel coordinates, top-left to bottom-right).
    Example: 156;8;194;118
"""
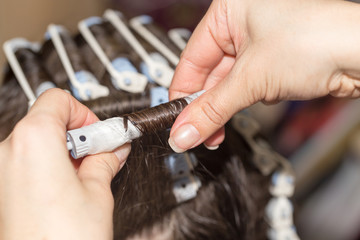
168;0;360;153
0;89;130;240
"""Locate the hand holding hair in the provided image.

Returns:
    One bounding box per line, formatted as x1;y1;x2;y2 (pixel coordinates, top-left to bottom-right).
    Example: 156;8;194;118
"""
168;0;360;153
0;89;130;239
67;90;204;158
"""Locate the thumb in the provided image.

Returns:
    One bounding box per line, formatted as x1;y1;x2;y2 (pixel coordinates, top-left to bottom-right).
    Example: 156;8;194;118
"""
168;58;261;153
78;144;131;195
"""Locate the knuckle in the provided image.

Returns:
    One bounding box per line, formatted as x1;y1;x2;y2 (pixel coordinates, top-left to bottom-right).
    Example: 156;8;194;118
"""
10;122;37;156
92;155;118;181
39;88;71;101
200;100;226;127
329;74;359;98
43;87;66;96
12;114;56;146
181;55;207;75
12;119;37;141
102;156;118;178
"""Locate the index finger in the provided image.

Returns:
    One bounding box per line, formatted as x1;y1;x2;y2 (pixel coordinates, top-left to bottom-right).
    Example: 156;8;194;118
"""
28;88;99;131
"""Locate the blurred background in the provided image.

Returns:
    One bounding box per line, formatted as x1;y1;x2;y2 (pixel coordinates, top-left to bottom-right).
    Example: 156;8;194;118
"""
2;0;360;239
0;0;209;73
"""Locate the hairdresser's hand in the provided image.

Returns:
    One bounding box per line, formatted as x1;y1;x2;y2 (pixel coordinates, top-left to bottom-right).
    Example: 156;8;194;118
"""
169;0;360;152
0;89;130;240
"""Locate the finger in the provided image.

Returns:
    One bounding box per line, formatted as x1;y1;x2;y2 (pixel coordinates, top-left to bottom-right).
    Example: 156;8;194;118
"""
10;89;99;173
28;88;98;131
202;55;235;149
172;54;235;100
182;55;235;148
169;0;234;100
203;54;236;91
204;127;225;150
78;144;131;196
168;55;261;153
329;74;360;98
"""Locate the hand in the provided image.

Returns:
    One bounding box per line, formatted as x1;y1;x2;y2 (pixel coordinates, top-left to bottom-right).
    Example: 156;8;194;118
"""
168;0;360;153
0;89;130;239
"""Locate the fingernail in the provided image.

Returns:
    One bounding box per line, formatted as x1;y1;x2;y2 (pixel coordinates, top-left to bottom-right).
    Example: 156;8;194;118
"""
114;144;131;162
204;143;219;151
168;124;201;153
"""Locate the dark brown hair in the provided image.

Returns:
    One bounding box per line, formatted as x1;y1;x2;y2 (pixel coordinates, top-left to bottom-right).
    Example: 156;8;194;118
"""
122;97;188;134
97;93;270;239
40;38;70;90
15;48;53;91
0;48;52;141
0;67;28;141
85;89;151;120
111;123;270;240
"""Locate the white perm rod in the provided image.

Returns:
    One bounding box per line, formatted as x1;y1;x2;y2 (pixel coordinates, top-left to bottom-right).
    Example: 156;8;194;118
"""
67;90;205;159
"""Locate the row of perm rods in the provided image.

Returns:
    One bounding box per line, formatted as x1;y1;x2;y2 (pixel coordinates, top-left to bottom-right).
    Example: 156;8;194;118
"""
67;90;205;159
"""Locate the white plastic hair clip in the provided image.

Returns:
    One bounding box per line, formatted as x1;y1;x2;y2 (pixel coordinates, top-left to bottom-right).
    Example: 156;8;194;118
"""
78;17;148;93
130;15;180;66
4;38;56;101
268;227;300;240
150;86;169;107
4;38;57;107
265;164;299;239
164;152;202;203
67;90;205;159
266;197;300;240
48;24;109;101
270;170;295;197
138;52;171;85
266;197;294;229
3;38;38;106
168;28;191;51
103;9;174;88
